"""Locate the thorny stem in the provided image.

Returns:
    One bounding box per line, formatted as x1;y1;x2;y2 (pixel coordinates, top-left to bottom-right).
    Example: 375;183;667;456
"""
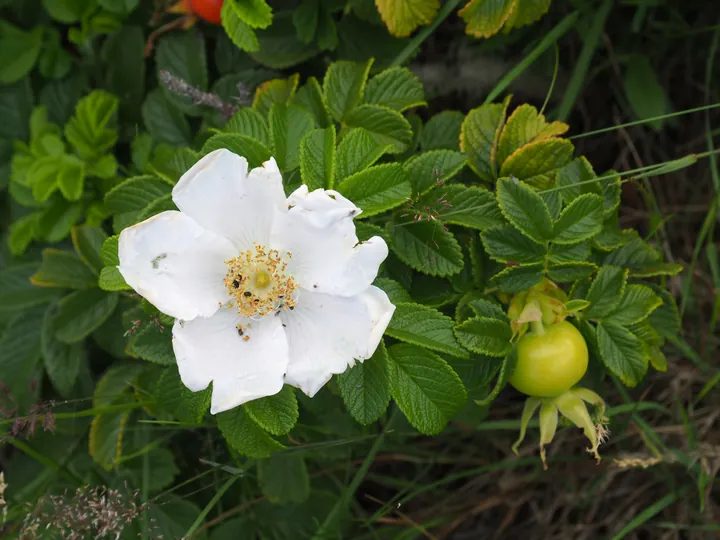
158;70;251;120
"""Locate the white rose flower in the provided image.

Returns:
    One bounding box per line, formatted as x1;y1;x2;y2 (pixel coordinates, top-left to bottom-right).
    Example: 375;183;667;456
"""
118;149;395;414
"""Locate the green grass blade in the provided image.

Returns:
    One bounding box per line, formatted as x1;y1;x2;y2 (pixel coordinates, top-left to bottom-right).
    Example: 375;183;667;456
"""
554;0;614;122
183;474;239;539
389;0;464;68
484;11;579;105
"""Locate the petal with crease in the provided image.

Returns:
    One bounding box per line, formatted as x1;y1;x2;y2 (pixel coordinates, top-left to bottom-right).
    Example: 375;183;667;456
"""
173;149;286;250
118;211;236;321
282;286;395;397
172;307;290;414
271;187;388;297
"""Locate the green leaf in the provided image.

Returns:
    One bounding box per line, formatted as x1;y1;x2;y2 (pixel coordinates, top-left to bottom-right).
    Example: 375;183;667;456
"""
8;213;39;256
98;0;140;15
420;111;463;151
335;127;391;181
548;241;590;263
624;55;669;131
42;303;83;398
460;98;510;182
387;217;464;277
552;193;603;244
145;498;204;539
343;104;413;154
258;453;310;504
388;344;466;435
386;302;469;358
492;263;544;293
337;163;411;217
157;366;211;424
250;12;318;69
26;156;61;203
454;316;512;357
252;74;300;117
244;386;298;436
648;345;667;372
499;138;575;189
156;29;208;116
373;277;412;304
0;264;60;312
459;0;514;38
0;306;44;409
583;266;627;320
403;150;466;195
64;90;119;160
555;156;602;204
431;185;504;230
481;225;546;264
101;235;121;266
474;347;517;406
226;107;270;147
135;194;177;222
496;177;553;242
411;274;460;307
375;0;439;37
131;323;174;365
53;289;119;344
292;0;318;43
89;411;129;470
99;267;131;291
37;199;84;242
105;175;172;229
596;322;648;387
123;447;179;493
647;286;680;339
269;103;315;172
43;0;95;23
71;225;107;274
221;0;260;52
202;133;272;170
217;406;284;458
496;103;568;165
292;76;332;128
316;4;338;51
364;67;425;112
0;23;43;84
104;25;145;123
605;285;663;326
225;0;273;29
504;0;550;29
546;262;596;282
601;232;682;277
0;78;33;140
142;89;191;146
31;249;97;289
337;341;391;424
299;126;335;190
323;59;373;122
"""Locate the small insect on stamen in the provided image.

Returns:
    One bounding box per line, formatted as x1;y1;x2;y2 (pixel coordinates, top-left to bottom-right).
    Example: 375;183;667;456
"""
232;280;240;288
244;291;252;297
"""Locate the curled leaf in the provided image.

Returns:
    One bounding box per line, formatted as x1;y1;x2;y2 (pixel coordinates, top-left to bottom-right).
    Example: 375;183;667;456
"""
512;396;541;455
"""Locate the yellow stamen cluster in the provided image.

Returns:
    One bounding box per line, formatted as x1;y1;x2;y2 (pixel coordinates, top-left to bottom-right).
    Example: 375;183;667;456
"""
224;244;297;319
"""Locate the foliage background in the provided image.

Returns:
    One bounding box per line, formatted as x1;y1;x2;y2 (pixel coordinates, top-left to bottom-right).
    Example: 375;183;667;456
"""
0;0;719;538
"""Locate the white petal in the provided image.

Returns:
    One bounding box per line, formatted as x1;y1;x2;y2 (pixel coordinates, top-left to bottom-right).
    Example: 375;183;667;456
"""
118;211;236;320
282;286;395;397
172;149;286;250
271;187;389;297
172;307;290;414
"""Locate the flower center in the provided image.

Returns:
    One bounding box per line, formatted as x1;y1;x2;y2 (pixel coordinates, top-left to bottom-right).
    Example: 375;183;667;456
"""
224;244;297;319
